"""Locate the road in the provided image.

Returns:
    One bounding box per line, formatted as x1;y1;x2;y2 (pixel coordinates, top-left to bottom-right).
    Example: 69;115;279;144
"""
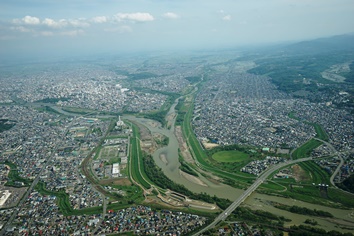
1;111;113;235
313;138;345;187
0;116;82;235
194;157;313;235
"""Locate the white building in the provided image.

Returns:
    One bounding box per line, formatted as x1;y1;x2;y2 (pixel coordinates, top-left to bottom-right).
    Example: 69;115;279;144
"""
112;163;120;178
0;190;11;206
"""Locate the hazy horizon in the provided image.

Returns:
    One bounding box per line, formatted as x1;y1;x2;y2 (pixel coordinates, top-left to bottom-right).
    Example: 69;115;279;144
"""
1;0;354;60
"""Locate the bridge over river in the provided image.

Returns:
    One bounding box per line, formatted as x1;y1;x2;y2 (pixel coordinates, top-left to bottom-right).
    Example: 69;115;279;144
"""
194;157;314;235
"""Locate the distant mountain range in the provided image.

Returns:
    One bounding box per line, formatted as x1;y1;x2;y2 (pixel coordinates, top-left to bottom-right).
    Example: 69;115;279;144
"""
279;34;354;55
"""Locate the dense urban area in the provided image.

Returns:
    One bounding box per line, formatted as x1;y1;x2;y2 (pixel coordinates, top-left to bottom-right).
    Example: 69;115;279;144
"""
1;35;354;235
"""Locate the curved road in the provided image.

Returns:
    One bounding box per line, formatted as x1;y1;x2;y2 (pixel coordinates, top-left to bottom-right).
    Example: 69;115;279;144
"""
313;138;344;187
196;138;354;235
194;157;313;235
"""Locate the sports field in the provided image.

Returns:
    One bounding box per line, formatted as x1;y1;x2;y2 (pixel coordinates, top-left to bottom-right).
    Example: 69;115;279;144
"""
99;145;119;160
212;150;249;162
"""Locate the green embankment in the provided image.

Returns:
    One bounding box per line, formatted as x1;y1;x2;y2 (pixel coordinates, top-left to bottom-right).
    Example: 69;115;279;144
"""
292;139;323;159
2;161;32;187
288;111;329;141
129;123;151;189
35;106;63;115
181;100;255;186
313;123;329;141
176;86;354;208
35;182;102;216
299;161;331;184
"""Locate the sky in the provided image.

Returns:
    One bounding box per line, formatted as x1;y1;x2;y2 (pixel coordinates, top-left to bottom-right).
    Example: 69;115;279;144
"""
1;0;354;59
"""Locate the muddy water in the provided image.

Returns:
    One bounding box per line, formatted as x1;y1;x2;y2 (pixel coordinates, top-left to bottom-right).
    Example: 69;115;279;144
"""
125;98;244;200
125;115;244;200
125;100;354;233
244;193;354;233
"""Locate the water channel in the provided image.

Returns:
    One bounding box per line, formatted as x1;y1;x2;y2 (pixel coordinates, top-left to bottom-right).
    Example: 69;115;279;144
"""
245;193;354;232
125;98;354;233
125;97;244;200
41;102;354;233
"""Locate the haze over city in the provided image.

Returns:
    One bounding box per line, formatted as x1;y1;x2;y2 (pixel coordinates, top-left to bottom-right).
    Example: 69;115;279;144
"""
1;1;354;235
1;0;354;59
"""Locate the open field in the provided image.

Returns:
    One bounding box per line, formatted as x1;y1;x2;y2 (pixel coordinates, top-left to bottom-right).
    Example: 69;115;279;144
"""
98;145;119;160
212;150;249;162
292;139;323;159
99;178;132;186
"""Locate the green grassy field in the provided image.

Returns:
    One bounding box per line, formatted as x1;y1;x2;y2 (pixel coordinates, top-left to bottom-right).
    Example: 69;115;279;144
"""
109;184;144;203
313;123;329;141
299;161;331;185
212;150;249;162
292;139;323;159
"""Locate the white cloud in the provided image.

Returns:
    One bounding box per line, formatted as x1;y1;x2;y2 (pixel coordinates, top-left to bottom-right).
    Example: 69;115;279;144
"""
68;19;90;28
13;16;90;29
114;12;154;22
163;12;179;19
92;16;107;23
22;16;41;25
222;15;232;21
13;15;40;25
10;26;32;33
42;18;67;28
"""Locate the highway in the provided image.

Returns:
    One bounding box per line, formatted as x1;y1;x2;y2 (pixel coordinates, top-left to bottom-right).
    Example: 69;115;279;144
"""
195;138;353;235
194;157;313;235
313;138;344;187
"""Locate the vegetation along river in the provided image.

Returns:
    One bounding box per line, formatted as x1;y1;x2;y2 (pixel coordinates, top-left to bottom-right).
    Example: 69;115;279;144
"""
126;96;354;233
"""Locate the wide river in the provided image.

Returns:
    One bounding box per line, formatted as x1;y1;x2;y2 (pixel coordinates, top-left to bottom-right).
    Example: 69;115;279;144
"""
125;98;354;233
125;97;244;200
44;102;354;233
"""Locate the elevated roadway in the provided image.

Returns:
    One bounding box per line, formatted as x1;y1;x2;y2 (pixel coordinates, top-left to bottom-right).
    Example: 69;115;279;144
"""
194;157;313;235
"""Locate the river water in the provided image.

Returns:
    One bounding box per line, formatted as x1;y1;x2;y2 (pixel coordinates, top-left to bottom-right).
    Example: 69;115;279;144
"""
245;193;354;232
125;97;244;200
39;97;244;199
125;98;354;233
43;102;354;233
